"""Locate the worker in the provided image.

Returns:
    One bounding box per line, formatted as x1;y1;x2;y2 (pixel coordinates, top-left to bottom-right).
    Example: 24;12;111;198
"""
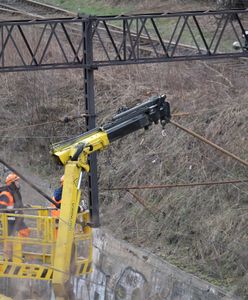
0;173;30;259
51;175;85;236
51;175;64;217
51;175;64;237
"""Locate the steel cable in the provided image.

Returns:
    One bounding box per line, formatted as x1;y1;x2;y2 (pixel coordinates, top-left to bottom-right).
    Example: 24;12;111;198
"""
104;179;248;191
169;120;248;167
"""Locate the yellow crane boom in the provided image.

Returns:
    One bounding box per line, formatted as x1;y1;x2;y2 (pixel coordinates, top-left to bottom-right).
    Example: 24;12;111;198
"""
0;95;171;300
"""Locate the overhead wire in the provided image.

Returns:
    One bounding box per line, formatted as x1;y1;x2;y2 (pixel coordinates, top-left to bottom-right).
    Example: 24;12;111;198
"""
162;118;248;194
0;114;87;133
0;120;61;132
103;178;248;224
104;179;248;191
126;190;158;221
202;153;248;196
120;153;248;281
109;180;248;231
169;119;248;168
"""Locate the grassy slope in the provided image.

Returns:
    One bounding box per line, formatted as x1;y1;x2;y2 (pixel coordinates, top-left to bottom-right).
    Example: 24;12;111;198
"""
39;0;135;15
39;0;212;15
0;0;247;298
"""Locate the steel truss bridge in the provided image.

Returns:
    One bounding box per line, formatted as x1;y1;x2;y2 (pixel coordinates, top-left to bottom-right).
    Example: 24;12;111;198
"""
0;9;248;225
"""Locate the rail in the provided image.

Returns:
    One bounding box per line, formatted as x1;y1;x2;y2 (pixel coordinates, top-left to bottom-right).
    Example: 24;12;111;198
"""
0;0;74;18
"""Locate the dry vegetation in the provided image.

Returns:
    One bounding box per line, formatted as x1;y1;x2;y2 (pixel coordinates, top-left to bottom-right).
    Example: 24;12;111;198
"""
0;0;247;298
97;60;248;297
1;56;247;298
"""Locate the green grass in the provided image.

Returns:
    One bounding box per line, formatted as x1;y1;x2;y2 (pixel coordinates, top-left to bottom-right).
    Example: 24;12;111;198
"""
40;0;134;16
39;0;238;52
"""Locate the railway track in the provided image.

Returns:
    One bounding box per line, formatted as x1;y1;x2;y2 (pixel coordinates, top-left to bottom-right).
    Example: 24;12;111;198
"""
0;0;169;54
0;0;75;18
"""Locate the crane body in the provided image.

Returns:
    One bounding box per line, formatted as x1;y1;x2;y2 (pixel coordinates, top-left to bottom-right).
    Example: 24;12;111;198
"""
0;95;170;299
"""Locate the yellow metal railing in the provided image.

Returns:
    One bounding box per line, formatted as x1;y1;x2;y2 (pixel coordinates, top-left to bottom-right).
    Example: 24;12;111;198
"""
0;207;92;280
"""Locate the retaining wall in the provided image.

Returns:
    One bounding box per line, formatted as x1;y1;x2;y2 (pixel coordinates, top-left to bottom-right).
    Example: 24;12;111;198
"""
73;229;238;300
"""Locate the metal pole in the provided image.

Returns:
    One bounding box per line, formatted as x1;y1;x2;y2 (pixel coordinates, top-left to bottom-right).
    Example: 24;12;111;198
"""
0;158;58;207
83;17;100;227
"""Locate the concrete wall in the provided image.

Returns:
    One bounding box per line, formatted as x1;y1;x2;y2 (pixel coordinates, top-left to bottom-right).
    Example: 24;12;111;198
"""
0;229;239;299
73;229;239;300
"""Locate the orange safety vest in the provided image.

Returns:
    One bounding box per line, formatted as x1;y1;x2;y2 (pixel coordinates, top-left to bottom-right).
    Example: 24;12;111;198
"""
0;188;30;238
0;190;15;220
